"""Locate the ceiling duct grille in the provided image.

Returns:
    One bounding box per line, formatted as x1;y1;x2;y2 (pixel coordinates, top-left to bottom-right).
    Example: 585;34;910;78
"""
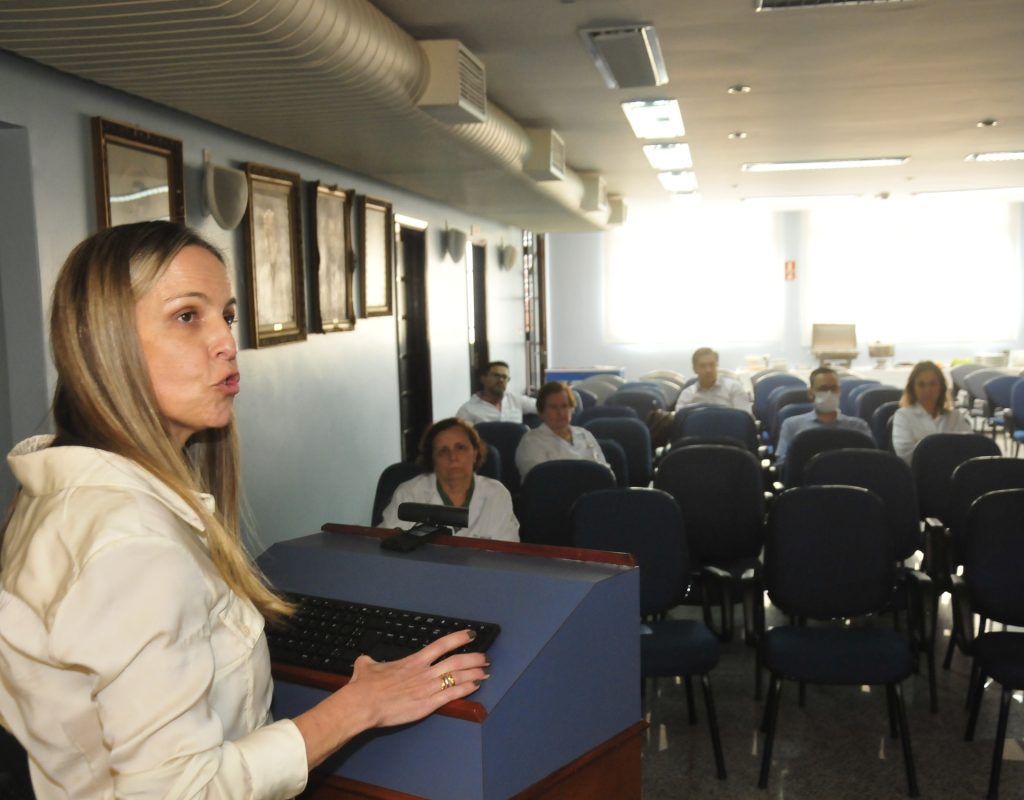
417;40;487;123
524;128;566;181
579;25;668;89
581;173;608;213
756;0;912;8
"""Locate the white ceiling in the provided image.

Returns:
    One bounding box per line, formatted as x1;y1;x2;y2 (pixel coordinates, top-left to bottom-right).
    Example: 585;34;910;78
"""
372;0;1024;213
3;0;1024;229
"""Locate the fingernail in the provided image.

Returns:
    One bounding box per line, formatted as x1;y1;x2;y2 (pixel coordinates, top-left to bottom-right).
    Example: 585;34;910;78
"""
467;629;478;640
473;679;482;687
483;660;491;668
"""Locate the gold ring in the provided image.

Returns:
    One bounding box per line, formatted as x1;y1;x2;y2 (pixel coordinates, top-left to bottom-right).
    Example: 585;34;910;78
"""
440;672;456;691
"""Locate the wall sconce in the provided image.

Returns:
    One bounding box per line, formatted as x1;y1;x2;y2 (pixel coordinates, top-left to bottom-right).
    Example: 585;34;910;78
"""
442;224;468;261
202;150;249;230
497;242;518;270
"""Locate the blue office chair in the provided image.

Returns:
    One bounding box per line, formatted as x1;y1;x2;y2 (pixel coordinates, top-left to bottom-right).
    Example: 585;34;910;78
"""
675;405;758;453
758;486;922;797
871;400;901;452
571;488;727;780
654;445;765;643
517;460;616;547
753;373;806;427
769;402;814;452
764;386;810;444
781;426;875;487
371;461;423;526
583;416;652;487
478;444;501;481
958;489;1024;800
475;421;529;496
854;385;903;423
963;369;1005;430
982;374;1020;441
950;363;985;408
575;404;640;426
620;380;668;404
605;388;664;419
596;437;630;487
574;387;598;409
1013;379;1024;456
838;378;880;416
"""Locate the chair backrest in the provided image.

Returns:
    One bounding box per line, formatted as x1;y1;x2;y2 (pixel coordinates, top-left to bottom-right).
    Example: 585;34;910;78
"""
654;445;764;568
669;402;712;442
517;460;616;546
677;405;758;453
475;421;529;495
963;488;1024;626
596;438;630;487
804;448;921;562
750;368;784;386
583;416;653;486
605;389;664;418
983;374;1020;411
478;445;501;481
950;363;985;394
639;368;688;386
948;456;1024;565
910;433;1001;521
782;425;876;487
766;386;811;441
854;385;902;422
753;373;806;423
766;486;891;620
871;401;900;451
620;380;666;400
963;368;1004;406
772;402;814;446
838;378;880;415
575;404;640;426
574;387;598;409
646;378;682;408
1013;378;1024;420
572;487;688;616
371;461;423;526
523;412;542;429
573;377;618;404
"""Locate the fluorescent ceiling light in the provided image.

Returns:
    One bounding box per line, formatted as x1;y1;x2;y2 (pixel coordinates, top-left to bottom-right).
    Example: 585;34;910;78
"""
579;25;668;89
658;171;698;193
965;151;1024;162
643;143;693;170
741;157;908;172
621;99;685;140
741;194;862;206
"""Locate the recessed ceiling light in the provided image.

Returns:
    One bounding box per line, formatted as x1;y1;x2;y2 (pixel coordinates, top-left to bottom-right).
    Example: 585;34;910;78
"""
658;170;699;192
965;151;1024;162
741;157;909;172
621;99;685;139
727;131;748;140
976;118;999;128
579;25;669;89
642;143;693;170
727;84;751;94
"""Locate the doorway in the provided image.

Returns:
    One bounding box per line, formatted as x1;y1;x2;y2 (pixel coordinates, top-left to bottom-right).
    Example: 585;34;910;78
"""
395;221;433;460
467;242;490;390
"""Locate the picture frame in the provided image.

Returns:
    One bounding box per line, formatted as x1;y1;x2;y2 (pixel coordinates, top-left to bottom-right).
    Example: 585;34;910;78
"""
309;182;355;332
243;163;307;347
92;117;185;229
358;195;395;318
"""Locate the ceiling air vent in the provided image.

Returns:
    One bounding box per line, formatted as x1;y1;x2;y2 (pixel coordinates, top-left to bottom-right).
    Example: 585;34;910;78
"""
580;173;608;213
524;128;566;181
579;25;668;89
417;40;487;123
756;0;912;8
607;195;628;225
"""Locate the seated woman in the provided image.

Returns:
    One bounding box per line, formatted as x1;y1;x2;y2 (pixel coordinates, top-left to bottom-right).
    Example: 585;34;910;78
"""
892;360;972;463
382;418;519;542
514;381;610;480
0;222;488;798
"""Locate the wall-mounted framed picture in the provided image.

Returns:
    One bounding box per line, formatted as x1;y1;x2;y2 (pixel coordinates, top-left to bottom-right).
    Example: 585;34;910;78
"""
243;163;307;347
358;195;395;318
309;182;355;332
92;117;185;229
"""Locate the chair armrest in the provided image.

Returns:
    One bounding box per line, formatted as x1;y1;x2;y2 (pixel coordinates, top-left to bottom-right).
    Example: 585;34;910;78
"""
949;574;978;655
902;569;936;652
698;565;733;635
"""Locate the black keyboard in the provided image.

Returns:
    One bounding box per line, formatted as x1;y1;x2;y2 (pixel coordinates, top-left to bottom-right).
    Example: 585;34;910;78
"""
266;593;500;677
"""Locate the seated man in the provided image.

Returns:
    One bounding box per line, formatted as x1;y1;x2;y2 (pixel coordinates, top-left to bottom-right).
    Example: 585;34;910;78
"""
674;347;752;414
456;360;538;424
775;366;874;463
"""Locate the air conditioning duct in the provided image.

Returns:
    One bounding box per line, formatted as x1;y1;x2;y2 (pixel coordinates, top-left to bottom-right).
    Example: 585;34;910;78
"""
756;0;912;8
524;128;566;181
580;173;608;213
417;39;487;123
607;195;628;225
579;25;668;89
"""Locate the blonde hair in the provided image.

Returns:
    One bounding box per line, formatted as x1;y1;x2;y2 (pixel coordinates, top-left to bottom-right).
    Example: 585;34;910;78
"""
900;360;952;412
49;221;290;620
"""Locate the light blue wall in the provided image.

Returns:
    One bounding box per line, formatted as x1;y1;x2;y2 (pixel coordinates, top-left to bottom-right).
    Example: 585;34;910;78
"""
0;52;524;547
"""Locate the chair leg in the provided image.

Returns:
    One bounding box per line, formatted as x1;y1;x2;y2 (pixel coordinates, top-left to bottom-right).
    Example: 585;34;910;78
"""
754;647;763;701
943;631;956;670
892;683;919;798
924;636;938;714
758;676;783;789
966;660;987;742
886;684;899;739
700;673;727;780
988;686;1012;800
684;675;697;724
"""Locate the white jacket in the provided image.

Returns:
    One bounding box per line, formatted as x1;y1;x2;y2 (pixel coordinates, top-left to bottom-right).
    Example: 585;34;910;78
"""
0;436;307;799
380;473;519;542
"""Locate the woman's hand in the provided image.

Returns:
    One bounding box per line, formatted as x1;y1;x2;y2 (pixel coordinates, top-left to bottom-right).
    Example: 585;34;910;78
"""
294;630;489;768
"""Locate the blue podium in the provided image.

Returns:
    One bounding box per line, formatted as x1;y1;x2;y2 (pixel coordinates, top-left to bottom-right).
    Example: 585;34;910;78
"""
258;526;642;800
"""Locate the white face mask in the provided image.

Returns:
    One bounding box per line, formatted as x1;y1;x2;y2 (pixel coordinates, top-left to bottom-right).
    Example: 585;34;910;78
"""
814;390;840;415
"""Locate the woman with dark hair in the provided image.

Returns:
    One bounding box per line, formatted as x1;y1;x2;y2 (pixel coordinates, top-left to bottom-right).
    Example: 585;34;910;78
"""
381;418;519;541
892;360;971;463
514;381;609;480
0;222;488;798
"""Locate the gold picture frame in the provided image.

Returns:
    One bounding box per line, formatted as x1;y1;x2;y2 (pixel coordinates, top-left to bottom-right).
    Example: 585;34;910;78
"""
309;182;355;332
